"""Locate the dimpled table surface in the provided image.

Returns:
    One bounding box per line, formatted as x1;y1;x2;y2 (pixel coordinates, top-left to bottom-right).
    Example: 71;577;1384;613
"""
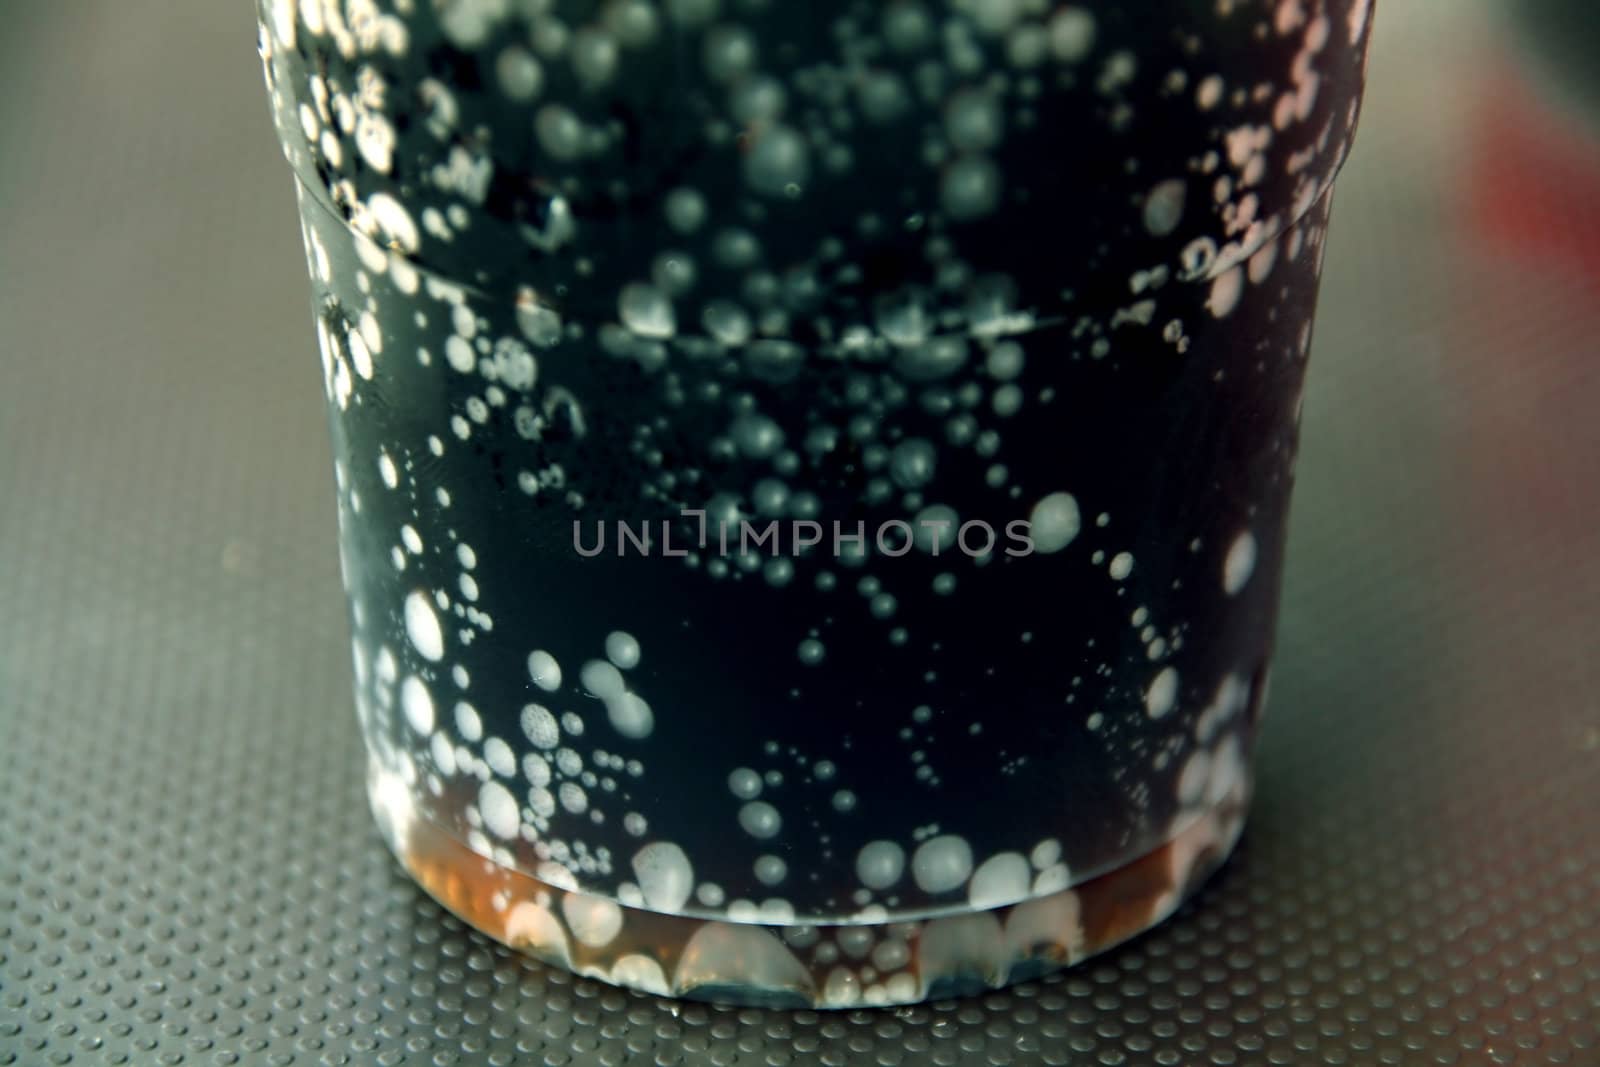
1;2;1597;1065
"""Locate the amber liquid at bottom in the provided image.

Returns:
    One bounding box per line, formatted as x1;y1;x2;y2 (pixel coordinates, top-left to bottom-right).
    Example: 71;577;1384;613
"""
368;755;1250;1009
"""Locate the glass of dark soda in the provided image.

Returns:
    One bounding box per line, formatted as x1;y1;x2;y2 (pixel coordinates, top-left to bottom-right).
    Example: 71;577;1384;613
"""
258;0;1371;1007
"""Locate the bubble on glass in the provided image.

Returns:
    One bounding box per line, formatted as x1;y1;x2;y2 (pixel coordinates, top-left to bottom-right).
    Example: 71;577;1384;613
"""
1029;493;1081;554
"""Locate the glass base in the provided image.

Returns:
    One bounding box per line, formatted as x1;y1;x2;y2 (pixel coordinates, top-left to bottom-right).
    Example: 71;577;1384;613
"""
368;756;1249;1008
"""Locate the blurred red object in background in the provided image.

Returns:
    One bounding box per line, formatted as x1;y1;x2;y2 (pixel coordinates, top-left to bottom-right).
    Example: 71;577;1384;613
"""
1466;58;1600;288
1455;51;1599;559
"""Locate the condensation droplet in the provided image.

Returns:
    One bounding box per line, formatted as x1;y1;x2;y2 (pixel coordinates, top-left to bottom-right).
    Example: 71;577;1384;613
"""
1145;666;1179;719
605;631;641;669
744;124;811;198
941;155;1002;221
1143;178;1186;237
527;650;562;691
968;851;1032;909
478;780;520;839
400;675;434;735
632;841;694;912
619;282;676;338
404;590;445;661
1029;493;1081;554
1224;529;1257;594
856;840;906;890
728;767;762;800
912;835;974;894
739;801;782;839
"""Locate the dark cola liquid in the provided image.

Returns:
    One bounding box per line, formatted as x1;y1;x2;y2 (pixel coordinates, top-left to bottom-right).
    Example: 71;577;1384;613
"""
259;0;1369;1006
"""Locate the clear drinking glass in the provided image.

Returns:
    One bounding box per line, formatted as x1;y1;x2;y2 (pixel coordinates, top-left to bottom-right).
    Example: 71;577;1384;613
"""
257;0;1371;1007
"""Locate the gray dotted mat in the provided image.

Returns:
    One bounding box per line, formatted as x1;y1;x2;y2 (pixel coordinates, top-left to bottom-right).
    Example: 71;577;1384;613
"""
2;2;1598;1065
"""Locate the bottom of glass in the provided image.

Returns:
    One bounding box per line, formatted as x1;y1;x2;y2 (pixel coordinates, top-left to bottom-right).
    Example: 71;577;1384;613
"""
367;757;1250;1008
